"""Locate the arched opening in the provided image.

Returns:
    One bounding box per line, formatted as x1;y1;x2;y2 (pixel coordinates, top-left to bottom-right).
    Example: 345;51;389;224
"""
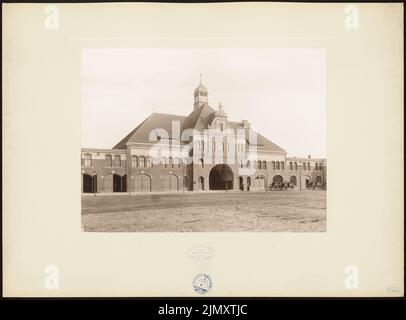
247;177;252;191
113;174;125;192
163;174;179;192
254;175;265;190
290;176;297;186
272;175;283;184
198;176;205;190
133;174;151;192
209;164;234;190
304;175;311;189
83;174;97;193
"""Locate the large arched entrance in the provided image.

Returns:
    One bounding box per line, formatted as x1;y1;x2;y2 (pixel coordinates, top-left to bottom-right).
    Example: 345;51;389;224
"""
209;164;234;190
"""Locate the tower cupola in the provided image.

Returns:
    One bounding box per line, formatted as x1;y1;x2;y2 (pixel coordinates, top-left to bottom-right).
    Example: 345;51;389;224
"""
193;75;208;110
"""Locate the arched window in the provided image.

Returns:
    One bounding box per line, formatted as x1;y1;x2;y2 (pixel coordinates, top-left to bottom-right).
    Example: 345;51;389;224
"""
276;161;280;170
281;162;284;170
307;162;310;170
315;163;319;171
146;156;152;168
131;155;138;168
105;155;112;167
303;162;306;170
289;162;293;170
139;156;145;168
294;162;298;170
319;163;323;171
272;161;275;170
114;155;121;167
200;158;204;168
83;153;92;166
258;161;262;170
263;161;267;170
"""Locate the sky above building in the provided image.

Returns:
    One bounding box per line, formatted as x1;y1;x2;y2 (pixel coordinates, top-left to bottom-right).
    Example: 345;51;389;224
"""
82;48;326;158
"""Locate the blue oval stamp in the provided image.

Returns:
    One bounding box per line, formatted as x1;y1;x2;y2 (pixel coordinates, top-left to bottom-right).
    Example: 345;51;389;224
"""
193;273;212;294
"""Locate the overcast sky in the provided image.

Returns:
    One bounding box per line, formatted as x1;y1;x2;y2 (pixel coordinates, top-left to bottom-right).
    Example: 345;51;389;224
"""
82;48;326;158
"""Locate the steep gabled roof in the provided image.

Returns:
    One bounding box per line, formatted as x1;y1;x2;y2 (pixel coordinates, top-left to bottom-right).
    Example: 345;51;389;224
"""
181;104;216;131
227;121;286;153
113;112;186;149
113;106;286;153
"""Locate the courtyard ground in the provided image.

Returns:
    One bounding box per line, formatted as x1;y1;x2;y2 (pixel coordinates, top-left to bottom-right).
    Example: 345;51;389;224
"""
81;190;326;232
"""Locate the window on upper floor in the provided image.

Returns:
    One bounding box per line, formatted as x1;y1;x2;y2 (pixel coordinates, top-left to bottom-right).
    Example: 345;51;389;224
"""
83;153;92;167
146;156;152;168
258;161;262;170
219;123;224;131
307;162;310;170
131;155;138;167
289;162;293;170
272;161;275;170
281;162;285;170
315;163;319;171
303;162;306;170
263;161;267;170
276;161;280;170
294;162;298;170
139;156;145;168
105;155;112;167
169;157;173;168
114;155;121;167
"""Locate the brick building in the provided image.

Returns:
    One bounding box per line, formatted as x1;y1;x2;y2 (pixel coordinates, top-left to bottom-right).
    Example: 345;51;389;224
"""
81;80;327;193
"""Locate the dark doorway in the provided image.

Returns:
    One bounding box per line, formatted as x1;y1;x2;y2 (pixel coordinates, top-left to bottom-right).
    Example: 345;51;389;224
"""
113;174;125;192
273;175;283;184
83;174;97;193
239;177;244;191
247;177;251;191
209;164;234;190
198;176;205;190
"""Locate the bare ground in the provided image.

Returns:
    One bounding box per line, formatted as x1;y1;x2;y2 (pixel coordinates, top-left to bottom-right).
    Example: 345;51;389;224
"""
81;190;326;232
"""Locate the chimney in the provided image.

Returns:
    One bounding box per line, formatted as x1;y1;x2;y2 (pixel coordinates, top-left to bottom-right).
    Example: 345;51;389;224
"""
242;120;250;129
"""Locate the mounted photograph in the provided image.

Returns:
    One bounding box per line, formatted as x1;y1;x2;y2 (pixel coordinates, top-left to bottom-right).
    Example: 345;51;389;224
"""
81;48;326;232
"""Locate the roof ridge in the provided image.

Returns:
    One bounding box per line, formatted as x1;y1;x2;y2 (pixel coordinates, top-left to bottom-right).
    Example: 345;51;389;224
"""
112;113;153;149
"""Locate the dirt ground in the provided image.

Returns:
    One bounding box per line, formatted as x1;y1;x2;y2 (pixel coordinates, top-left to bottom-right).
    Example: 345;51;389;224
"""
81;190;326;232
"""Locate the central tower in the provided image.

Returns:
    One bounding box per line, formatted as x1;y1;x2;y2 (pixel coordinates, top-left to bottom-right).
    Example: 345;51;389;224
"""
193;75;208;111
